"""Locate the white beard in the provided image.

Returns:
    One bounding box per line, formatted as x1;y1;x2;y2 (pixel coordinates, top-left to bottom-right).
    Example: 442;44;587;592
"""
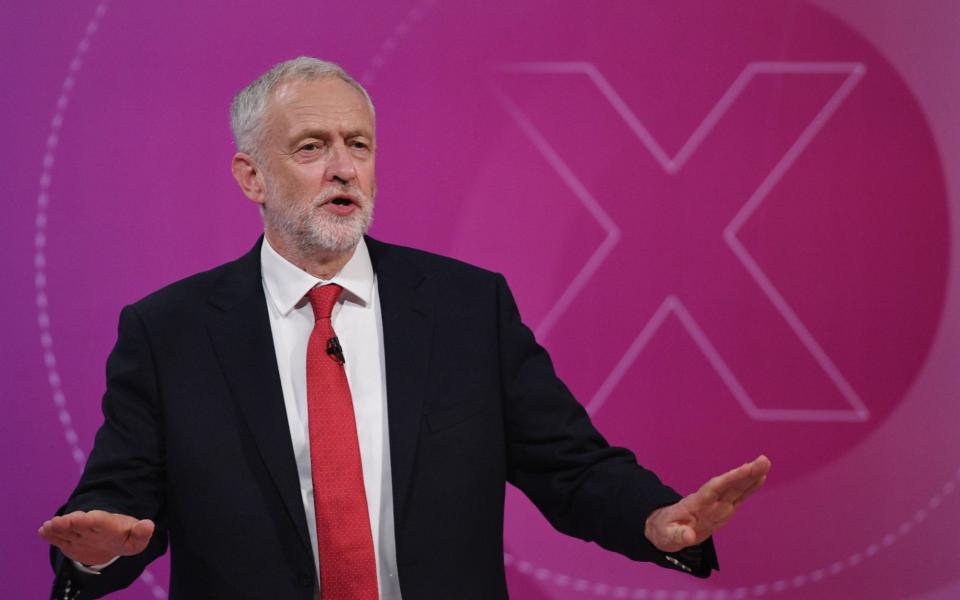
263;182;374;256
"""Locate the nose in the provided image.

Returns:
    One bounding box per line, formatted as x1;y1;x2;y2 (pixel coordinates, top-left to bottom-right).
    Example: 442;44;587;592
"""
325;141;357;185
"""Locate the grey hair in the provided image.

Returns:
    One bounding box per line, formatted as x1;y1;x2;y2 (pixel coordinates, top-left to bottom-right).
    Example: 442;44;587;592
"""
229;56;375;157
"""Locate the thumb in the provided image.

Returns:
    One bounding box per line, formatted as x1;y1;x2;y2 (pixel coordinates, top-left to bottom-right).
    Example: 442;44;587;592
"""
672;524;696;548
122;519;155;555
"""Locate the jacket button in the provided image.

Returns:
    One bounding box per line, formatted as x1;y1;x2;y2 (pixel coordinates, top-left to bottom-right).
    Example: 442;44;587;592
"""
298;572;313;587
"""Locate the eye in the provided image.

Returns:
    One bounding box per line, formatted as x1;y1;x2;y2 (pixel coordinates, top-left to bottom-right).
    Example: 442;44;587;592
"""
298;141;322;153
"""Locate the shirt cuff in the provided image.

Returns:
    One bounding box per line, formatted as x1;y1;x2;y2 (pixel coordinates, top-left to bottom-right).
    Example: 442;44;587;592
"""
72;556;120;574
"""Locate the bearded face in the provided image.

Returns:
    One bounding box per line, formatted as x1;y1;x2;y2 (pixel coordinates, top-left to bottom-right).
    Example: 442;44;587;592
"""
254;76;378;261
262;174;375;256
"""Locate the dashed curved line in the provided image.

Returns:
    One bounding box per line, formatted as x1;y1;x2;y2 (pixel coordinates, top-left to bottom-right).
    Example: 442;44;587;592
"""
35;2;443;597
506;468;959;597
34;2;167;598
359;0;438;87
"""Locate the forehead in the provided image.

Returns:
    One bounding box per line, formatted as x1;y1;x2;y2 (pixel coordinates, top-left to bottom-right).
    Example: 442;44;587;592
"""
266;77;374;140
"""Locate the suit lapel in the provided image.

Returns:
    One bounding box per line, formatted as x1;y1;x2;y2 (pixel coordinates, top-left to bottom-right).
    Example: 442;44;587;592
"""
201;236;433;554
204;238;313;556
367;237;433;529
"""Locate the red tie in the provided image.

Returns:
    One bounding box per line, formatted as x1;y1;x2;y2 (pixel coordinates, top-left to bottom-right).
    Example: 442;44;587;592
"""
306;284;378;599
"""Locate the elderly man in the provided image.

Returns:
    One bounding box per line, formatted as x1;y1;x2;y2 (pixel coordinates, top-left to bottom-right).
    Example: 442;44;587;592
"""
41;57;770;599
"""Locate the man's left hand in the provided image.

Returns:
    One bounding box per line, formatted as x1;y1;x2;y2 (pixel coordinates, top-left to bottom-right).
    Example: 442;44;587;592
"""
645;455;771;552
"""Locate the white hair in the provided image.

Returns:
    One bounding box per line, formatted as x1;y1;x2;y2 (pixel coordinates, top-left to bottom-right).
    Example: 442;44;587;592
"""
229;56;375;157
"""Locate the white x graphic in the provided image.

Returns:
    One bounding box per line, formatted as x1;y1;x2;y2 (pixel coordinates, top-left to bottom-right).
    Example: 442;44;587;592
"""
491;61;868;422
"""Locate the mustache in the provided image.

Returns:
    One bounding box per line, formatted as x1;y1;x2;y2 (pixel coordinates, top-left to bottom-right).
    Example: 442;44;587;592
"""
313;184;371;206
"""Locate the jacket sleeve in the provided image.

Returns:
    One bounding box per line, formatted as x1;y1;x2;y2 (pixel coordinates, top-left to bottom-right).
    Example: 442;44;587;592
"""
50;304;169;599
494;273;718;577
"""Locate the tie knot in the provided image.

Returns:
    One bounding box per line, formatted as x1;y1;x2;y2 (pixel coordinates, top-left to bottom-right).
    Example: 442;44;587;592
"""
306;284;343;321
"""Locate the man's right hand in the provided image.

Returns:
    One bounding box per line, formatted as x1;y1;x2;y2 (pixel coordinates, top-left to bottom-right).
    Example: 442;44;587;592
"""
39;510;155;567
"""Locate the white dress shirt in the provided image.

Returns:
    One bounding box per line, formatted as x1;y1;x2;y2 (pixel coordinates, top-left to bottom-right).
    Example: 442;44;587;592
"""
261;236;401;599
74;238;403;596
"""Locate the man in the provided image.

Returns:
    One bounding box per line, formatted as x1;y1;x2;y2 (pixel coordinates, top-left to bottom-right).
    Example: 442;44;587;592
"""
41;57;770;599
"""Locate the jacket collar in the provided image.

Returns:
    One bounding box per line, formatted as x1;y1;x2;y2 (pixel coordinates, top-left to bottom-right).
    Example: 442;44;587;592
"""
261;236;375;316
207;235;435;544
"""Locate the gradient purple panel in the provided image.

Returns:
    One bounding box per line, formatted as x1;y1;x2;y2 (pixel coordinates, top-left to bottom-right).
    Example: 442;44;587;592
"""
2;1;958;599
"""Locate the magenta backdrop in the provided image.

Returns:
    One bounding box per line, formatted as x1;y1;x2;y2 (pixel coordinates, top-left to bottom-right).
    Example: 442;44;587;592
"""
3;1;959;598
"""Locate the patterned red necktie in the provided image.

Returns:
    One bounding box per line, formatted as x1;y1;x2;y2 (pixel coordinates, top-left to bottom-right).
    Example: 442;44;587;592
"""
306;284;378;599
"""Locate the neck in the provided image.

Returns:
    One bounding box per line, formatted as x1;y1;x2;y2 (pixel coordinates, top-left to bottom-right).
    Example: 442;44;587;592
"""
264;233;357;280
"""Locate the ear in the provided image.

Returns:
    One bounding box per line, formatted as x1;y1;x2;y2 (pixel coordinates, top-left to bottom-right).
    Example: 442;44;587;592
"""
231;152;267;206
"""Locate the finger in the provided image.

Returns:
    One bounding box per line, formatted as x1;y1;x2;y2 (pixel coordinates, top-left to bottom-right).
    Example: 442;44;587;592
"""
700;462;755;498
731;475;767;506
38;522;57;543
687;469;750;512
68;511;115;536
39;530;77;548
719;474;763;504
751;455;773;476
69;511;98;533
47;539;75;551
46;516;84;538
721;459;770;504
39;519;56;536
716;457;771;503
84;511;140;539
84;510;125;533
682;482;731;515
699;499;736;528
686;471;758;513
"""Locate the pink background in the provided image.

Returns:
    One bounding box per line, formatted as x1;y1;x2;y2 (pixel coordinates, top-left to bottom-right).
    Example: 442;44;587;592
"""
2;1;958;598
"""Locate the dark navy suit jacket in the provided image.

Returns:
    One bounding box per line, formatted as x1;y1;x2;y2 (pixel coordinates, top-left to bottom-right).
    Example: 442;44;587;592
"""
51;237;716;599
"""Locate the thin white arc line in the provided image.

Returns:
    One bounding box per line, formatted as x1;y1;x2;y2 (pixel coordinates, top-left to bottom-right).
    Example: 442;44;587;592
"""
500;61;673;172
671;297;753;417
500;61;866;176
489;82;621;342
34;2;168;597
500;53;935;591
358;0;437;86
750;61;866;74
724;65;868;421
586;296;675;415
587;296;752;418
505;465;960;597
726;65;866;234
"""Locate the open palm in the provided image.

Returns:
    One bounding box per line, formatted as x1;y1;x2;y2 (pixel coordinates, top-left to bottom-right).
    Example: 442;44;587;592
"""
645;455;771;552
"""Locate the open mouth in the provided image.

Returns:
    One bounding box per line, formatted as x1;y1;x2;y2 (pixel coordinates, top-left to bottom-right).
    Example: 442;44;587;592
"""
323;195;359;216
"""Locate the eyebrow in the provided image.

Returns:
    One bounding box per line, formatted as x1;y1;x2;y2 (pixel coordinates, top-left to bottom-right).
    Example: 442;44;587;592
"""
291;127;374;141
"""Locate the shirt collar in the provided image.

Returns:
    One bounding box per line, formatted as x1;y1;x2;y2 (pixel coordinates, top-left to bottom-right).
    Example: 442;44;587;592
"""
261;236;374;317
